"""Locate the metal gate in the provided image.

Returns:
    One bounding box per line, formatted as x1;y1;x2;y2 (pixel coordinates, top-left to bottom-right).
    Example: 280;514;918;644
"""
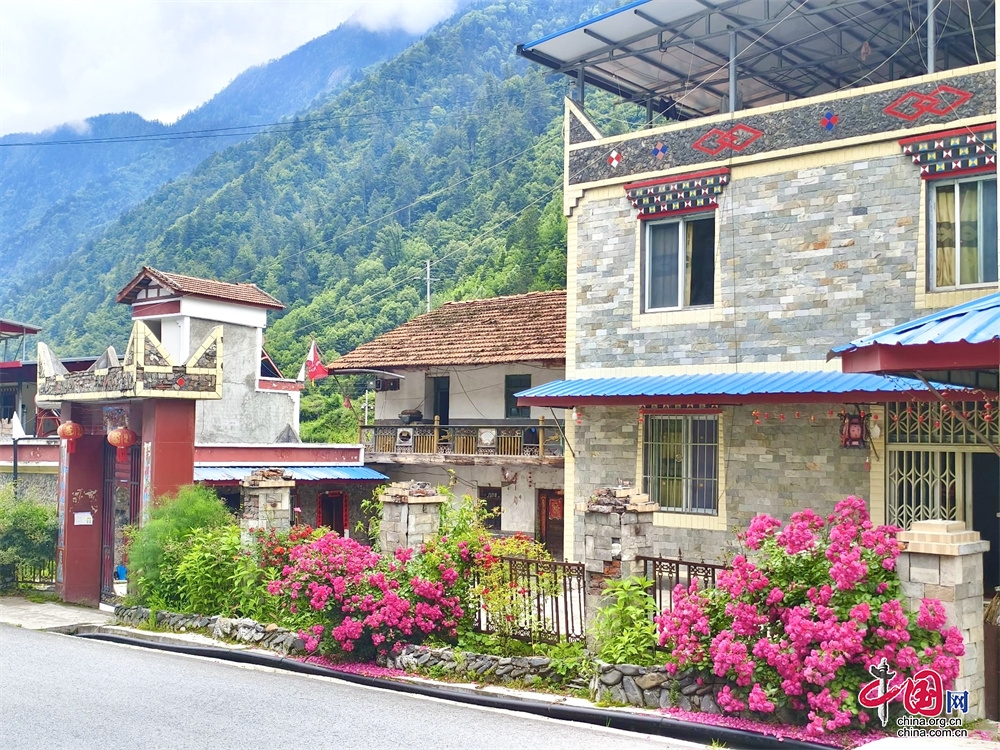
100;443;141;605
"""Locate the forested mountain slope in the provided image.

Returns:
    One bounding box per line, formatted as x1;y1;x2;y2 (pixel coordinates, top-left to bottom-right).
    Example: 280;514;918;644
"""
0;22;419;285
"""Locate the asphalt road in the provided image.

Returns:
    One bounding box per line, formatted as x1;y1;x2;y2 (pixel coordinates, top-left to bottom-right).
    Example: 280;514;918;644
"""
0;625;705;750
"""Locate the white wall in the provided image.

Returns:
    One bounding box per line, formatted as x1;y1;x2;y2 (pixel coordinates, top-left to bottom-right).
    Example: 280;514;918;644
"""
376;463;564;535
373;363;565;423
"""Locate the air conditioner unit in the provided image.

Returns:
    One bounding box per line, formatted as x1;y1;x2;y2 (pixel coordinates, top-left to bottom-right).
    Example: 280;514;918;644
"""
374;378;400;392
396;428;414;449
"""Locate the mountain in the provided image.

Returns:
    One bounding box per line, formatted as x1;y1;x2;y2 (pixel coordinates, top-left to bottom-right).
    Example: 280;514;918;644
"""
4;0;635;441
0;21;420;285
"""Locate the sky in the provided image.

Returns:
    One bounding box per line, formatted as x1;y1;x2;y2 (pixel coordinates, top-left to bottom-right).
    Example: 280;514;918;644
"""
0;0;459;136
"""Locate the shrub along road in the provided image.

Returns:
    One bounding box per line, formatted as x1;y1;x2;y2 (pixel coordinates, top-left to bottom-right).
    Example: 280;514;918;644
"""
0;625;708;750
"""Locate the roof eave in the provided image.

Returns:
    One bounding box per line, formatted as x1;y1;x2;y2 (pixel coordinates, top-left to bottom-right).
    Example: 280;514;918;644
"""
837;341;1000;374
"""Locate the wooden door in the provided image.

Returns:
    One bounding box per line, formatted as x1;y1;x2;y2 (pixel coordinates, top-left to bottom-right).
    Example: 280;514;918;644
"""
537;489;564;561
318;491;348;535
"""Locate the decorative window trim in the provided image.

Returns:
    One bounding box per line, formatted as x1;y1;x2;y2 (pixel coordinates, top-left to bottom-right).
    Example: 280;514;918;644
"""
899;123;996;180
624;167;730;221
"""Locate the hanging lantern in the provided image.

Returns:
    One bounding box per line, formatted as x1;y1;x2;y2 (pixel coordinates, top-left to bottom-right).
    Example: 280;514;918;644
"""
57;421;84;454
107;427;138;463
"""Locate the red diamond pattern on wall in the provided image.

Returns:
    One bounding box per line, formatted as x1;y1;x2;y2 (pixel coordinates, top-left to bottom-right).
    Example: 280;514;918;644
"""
607;149;622;166
692;124;763;156
883;85;974;122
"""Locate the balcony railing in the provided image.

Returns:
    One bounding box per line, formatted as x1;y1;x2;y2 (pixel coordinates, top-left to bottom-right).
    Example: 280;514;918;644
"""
361;419;564;458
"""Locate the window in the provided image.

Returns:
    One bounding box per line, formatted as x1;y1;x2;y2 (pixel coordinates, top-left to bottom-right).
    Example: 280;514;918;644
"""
931;176;998;289
0;387;14;421
479;487;502;530
645;215;715;311
642;414;719;514
505;374;531;419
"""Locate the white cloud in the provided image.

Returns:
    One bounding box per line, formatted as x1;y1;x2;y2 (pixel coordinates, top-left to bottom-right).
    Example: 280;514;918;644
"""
0;0;458;136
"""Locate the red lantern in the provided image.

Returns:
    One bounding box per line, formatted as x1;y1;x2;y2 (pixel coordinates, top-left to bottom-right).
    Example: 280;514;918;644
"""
57;421;84;454
107;427;138;463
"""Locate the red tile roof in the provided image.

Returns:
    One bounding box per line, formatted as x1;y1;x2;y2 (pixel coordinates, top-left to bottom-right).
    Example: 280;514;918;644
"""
329;290;566;370
116;266;284;310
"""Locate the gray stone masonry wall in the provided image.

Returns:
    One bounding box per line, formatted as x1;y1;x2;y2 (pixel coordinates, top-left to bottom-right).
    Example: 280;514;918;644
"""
386;644;587;689
0;474;57;505
572;404;869;563
377;484;446;552
114;605;306;655
573;153;930;368
239;476;294;543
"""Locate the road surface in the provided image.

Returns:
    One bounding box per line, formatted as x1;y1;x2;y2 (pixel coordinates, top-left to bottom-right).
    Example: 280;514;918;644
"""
0;625;707;750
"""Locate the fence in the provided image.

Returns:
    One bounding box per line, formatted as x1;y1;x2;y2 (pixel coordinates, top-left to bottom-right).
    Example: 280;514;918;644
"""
362;422;564;458
474;556;587;644
635;554;729;613
15;560;56;586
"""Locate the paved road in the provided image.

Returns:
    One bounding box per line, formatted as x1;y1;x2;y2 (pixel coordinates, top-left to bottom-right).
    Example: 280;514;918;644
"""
0;625;705;750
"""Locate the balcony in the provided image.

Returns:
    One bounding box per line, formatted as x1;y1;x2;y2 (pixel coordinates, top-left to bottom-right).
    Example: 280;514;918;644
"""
360;419;564;466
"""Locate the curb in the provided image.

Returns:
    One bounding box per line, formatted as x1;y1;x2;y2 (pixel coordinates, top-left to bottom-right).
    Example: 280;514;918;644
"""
75;631;835;750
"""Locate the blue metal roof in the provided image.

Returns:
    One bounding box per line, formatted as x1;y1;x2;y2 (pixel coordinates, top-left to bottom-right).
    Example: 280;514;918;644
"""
830;292;1000;354
516;370;962;405
194;466;387;482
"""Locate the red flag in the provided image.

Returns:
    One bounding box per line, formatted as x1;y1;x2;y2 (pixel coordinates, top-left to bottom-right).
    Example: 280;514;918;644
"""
305;340;328;383
343;394;353;410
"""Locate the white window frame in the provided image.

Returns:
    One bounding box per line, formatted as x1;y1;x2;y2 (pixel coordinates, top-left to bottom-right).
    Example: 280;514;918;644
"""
929;174;998;291
642;413;720;515
644;214;715;313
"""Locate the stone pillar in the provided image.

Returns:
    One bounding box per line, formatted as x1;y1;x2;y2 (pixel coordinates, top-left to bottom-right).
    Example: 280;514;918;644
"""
897;520;989;721
377;482;448;553
239;470;295;543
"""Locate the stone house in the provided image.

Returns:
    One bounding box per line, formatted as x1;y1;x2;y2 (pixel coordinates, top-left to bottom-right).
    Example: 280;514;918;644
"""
328;290;569;557
513;3;997;575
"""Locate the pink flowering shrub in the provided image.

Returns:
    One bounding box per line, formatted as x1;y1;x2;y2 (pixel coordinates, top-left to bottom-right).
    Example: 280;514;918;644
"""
656;496;964;736
268;533;466;661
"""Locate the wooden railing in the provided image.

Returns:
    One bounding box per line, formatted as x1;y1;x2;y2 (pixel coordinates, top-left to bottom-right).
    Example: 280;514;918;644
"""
361;418;564;458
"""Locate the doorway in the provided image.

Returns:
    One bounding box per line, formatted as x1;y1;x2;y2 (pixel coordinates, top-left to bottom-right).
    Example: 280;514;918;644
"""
537;489;564;561
318;491;348;536
431;377;450;424
478;487;501;530
972;453;999;596
100;443;141;605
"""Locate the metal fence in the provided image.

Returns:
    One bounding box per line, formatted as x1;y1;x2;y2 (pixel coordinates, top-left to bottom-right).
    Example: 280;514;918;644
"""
15;560;57;586
474;556;587;644
635;553;729;613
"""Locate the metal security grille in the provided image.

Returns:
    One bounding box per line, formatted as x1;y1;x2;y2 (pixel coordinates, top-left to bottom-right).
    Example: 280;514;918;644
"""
887;449;963;528
643;415;718;515
887;401;998;445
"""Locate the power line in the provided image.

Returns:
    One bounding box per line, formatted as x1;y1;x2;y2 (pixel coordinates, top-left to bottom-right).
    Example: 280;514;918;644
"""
0;99;479;148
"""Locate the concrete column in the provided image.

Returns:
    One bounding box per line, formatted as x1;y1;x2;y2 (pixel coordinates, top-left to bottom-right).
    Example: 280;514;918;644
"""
239;471;295;543
897;520;989;720
377;482;447;553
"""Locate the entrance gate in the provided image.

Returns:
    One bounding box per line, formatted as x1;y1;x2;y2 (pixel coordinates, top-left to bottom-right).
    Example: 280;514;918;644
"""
100;443;141;605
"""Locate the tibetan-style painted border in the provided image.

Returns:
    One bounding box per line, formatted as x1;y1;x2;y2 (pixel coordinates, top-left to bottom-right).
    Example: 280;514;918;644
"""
568;68;995;186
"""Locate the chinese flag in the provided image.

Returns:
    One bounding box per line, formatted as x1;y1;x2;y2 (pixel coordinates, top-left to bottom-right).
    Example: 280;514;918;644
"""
305;341;328;384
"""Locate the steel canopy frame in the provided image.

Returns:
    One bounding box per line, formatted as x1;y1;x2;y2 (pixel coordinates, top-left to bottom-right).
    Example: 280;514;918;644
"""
517;0;996;118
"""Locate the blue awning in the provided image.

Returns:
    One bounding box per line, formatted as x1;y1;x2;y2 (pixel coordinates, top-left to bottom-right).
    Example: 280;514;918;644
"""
831;292;1000;354
516;370;971;408
194;466;388;482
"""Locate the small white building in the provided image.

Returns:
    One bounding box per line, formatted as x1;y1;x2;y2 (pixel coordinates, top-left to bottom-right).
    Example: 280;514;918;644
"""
329;290;568;558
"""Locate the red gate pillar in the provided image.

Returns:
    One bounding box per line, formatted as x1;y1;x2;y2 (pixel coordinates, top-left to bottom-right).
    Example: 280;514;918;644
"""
56;405;104;606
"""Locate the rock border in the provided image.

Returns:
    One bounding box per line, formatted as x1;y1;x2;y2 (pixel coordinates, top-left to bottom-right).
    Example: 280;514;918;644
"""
113;605;306;655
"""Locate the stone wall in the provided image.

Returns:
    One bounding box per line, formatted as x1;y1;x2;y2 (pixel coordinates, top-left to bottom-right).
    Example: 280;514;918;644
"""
593;663;726;713
385;644;585;688
293;482;379;544
114;605;306;655
571;153;928;369
570;403;870;563
0;473;58;505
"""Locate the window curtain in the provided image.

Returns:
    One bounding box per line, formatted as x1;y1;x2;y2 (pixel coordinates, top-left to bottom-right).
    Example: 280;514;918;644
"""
934;185;956;287
648;223;679;309
959;181;980;285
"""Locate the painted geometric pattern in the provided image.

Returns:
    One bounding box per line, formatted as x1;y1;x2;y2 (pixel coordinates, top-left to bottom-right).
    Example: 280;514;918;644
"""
884;85;974;122
692;124;763;156
625;169;730;220
899;123;997;179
